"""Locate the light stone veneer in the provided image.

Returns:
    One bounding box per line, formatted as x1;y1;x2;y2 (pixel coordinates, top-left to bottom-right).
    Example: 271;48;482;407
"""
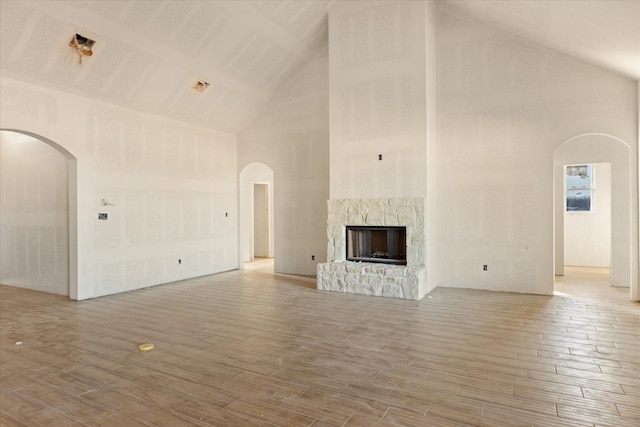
317;198;427;300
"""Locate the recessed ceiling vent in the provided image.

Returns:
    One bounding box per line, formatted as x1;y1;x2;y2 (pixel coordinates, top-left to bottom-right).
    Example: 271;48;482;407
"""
192;81;210;93
69;34;95;64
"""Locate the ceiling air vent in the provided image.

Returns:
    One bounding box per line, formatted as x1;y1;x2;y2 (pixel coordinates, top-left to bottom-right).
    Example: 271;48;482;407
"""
192;81;210;93
69;33;95;64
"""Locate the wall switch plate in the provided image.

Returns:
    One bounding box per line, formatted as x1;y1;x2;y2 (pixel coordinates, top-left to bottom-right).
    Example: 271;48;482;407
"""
98;213;108;220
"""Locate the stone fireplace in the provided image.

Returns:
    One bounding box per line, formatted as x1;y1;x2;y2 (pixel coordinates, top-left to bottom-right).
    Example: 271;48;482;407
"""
317;198;427;300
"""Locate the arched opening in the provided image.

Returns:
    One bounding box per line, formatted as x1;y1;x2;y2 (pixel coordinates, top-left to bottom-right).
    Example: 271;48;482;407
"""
239;163;274;270
553;133;637;301
0;129;78;299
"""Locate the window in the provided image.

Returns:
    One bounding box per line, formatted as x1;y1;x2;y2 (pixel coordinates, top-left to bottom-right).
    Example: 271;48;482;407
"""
566;164;593;212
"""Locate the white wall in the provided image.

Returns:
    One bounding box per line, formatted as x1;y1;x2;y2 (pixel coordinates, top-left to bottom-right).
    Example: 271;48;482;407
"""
0;76;238;300
425;0;439;292
437;7;638;295
564;163;611;268
329;0;428;200
237;45;329;276
637;81;640;301
0;132;69;295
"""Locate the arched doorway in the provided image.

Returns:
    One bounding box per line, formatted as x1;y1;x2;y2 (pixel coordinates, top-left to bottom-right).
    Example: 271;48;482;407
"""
553;133;638;301
0;129;78;298
239;162;274;268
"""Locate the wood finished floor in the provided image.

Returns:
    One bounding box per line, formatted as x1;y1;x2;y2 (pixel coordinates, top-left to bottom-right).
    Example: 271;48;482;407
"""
1;266;639;427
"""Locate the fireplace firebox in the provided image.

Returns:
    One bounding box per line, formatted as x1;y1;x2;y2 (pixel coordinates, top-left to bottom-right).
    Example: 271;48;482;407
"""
346;226;407;265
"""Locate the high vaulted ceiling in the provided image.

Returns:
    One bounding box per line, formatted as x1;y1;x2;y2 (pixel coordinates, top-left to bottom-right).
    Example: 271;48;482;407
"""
0;0;333;134
441;0;640;82
1;1;637;136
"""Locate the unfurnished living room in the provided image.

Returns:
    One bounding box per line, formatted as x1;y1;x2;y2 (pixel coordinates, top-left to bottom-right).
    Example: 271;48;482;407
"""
0;1;639;426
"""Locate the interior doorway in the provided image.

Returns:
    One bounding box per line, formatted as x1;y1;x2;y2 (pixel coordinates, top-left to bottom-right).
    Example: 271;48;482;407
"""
253;183;270;258
239;162;274;268
563;163;611;286
563;163;612;282
0;129;77;298
553;133;637;302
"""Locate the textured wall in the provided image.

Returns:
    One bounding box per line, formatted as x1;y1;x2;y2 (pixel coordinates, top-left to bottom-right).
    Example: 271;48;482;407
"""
437;7;638;294
237;46;329;276
329;0;428;199
1;77;238;300
0;132;69;295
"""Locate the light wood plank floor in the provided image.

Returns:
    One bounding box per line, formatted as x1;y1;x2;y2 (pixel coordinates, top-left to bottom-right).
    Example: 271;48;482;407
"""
1;266;638;427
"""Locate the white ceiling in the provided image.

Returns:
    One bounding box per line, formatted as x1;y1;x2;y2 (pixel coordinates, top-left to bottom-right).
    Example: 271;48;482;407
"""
1;1;637;136
0;0;333;134
441;0;640;81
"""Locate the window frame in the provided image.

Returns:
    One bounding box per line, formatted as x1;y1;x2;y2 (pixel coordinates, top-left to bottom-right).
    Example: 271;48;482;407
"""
565;164;595;214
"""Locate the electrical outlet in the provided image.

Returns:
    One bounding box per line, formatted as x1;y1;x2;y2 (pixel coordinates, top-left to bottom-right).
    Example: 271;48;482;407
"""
98;213;108;220
311;255;315;260
483;265;488;271
178;259;182;264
